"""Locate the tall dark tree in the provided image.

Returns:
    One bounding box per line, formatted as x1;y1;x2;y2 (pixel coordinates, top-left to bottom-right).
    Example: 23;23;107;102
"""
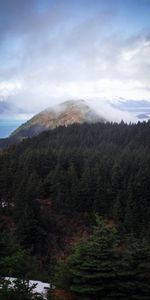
54;218;150;300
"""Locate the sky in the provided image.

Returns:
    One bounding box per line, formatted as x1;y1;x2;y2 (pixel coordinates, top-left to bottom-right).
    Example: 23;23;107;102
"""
0;0;150;134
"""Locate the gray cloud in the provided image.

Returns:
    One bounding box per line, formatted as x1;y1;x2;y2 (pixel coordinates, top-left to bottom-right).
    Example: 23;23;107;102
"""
0;0;150;122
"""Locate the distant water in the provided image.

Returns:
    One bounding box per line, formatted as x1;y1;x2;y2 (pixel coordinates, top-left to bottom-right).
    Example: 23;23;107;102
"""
0;120;25;138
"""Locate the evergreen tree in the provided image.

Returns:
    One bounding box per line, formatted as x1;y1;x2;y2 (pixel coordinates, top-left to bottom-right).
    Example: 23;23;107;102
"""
55;218;119;299
54;218;150;300
0;278;44;300
123;237;150;300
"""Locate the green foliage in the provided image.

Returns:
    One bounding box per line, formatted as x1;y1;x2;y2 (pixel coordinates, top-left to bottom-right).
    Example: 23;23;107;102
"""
0;233;26;277
54;218;150;299
123;237;150;299
0;122;150;284
0;232;40;279
1;122;150;239
0;278;44;300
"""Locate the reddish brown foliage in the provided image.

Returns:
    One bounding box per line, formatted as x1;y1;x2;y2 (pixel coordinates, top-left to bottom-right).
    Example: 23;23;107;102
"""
52;289;75;300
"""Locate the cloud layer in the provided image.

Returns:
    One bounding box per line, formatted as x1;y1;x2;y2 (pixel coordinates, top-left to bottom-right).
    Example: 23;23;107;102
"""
0;0;150;121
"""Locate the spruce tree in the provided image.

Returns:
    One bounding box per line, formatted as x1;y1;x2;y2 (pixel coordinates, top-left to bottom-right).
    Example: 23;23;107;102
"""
55;218;150;300
55;218;122;299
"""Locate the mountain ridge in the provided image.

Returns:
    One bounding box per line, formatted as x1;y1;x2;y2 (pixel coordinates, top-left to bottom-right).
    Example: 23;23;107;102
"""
10;100;105;140
0;99;105;149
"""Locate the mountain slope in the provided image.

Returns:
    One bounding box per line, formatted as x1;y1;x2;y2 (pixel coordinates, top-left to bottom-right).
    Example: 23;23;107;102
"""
10;100;105;140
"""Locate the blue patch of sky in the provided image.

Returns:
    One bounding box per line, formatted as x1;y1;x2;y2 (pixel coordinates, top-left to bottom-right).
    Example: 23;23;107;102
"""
0;120;25;138
112;99;150;113
65;0;150;36
0;36;25;75
36;0;53;14
2;0;149;65
116;0;150;35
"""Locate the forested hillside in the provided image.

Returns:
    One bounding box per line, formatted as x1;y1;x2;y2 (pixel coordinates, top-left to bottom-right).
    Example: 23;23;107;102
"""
0;121;150;282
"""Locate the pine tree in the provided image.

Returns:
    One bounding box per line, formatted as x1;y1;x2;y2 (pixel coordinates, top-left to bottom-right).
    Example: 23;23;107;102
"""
0;278;44;300
54;218;150;300
123;237;150;300
55;218;122;299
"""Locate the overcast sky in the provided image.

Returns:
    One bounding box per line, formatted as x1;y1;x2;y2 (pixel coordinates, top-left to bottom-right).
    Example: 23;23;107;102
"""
0;0;150;121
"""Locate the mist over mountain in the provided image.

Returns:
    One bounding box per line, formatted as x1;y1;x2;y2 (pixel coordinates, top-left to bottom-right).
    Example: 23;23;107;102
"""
0;99;106;148
0;1;150;299
10;100;105;140
1;98;150;140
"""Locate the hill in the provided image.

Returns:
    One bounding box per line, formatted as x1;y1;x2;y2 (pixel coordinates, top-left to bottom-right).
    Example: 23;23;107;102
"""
10;100;105;139
0;121;150;280
0;100;105;149
1;121;150;233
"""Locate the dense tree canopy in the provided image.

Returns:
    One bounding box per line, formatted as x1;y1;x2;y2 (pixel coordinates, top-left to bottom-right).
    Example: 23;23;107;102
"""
54;218;150;300
0;121;150;285
1;122;150;235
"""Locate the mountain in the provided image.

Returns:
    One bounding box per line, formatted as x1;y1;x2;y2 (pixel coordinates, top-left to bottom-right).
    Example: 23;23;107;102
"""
10;100;105;141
